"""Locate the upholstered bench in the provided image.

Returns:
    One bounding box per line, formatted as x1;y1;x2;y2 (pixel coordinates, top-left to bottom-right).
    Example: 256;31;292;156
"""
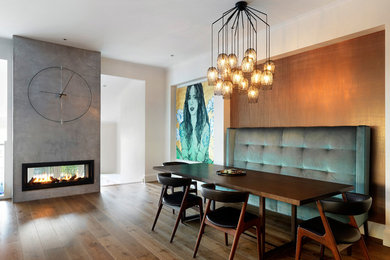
224;126;370;228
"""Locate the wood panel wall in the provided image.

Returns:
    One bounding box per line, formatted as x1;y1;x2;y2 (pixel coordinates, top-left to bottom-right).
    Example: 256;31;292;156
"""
230;31;385;223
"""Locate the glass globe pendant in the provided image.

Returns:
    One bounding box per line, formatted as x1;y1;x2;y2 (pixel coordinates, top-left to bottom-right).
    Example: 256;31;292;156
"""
248;85;259;103
207;67;218;85
217;53;229;70
220;66;231;80
222;80;233;98
245;48;257;62
238;78;249;94
241;56;254;73
251;69;262;86
228;54;238;68
231;69;243;85
214;79;223;95
261;70;273;86
264;60;275;73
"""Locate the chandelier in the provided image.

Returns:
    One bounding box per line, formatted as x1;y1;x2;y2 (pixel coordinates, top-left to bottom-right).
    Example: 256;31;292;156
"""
207;1;275;103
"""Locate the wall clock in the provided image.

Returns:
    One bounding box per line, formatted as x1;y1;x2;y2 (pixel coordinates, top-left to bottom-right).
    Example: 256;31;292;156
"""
28;66;92;124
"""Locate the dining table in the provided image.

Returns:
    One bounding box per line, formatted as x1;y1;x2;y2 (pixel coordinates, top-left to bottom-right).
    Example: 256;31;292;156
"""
153;163;354;259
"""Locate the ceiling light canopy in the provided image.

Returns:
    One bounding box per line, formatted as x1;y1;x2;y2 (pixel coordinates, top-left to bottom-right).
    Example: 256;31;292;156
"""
207;1;275;103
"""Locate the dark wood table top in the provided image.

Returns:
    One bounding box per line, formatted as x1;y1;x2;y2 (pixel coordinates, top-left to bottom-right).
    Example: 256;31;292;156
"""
153;163;354;206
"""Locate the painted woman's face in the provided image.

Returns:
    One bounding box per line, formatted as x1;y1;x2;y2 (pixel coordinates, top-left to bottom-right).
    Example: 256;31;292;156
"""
188;86;198;116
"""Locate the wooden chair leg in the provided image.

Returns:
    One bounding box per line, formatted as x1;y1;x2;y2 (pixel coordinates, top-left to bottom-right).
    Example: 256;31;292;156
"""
229;231;242;260
319;244;325;260
328;243;342;260
295;228;303;260
193;218;207;258
256;224;262;259
151;203;163;231
225;233;229;246
358;236;371;260
170;206;185;243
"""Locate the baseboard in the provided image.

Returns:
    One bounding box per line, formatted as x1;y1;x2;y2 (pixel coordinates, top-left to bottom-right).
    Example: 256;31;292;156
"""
144;174;157;182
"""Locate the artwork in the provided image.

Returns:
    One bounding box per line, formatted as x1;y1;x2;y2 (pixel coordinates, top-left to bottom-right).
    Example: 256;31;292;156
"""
176;82;214;163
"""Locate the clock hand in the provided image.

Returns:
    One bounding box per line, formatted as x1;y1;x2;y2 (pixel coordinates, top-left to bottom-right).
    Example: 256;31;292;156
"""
40;90;67;97
40;91;61;95
60;72;75;95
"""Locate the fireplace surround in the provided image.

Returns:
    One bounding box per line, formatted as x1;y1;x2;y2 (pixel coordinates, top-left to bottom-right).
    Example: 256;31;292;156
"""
22;160;94;191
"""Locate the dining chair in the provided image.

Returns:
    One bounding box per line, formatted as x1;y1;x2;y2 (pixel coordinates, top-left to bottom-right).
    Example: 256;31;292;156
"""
193;183;262;260
295;192;372;260
162;161;198;195
152;173;203;242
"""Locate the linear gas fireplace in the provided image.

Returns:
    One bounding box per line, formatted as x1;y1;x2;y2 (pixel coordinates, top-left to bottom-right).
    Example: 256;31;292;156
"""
22;160;94;191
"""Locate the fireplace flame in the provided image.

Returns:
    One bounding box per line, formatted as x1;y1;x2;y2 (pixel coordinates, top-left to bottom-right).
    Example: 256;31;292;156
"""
29;171;83;185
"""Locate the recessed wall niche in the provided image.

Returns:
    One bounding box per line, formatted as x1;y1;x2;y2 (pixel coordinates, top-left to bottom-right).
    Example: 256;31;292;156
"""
13;36;101;202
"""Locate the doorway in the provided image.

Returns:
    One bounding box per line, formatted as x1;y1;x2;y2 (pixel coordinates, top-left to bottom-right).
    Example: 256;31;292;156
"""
0;59;7;196
100;74;145;186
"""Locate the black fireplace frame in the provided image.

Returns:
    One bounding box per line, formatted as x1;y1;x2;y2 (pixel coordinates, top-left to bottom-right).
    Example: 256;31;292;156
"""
22;160;94;191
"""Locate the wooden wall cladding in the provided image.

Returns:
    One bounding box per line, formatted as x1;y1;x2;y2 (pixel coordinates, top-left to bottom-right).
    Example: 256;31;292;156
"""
230;31;385;223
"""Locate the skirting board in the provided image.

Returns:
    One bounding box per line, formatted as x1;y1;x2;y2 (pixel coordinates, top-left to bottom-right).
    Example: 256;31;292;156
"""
145;174;157;183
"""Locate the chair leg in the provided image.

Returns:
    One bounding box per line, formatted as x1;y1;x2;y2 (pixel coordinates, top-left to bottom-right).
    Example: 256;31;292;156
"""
319;244;325;260
170;206;185;243
193;218;207;258
347;246;352;256
256;224;262;259
225;233;229;246
328;243;342;260
229;231;242;260
295;228;303;260
358;237;371;260
364;221;369;238
151;203;163;231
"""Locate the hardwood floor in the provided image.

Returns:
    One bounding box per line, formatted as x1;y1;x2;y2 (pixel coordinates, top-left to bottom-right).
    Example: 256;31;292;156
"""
0;182;388;260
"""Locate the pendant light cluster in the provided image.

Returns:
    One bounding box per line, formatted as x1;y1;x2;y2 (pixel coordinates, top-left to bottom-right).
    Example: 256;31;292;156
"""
207;1;275;103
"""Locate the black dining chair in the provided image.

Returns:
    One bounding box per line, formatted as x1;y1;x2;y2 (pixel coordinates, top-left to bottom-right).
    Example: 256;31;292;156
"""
193;184;262;260
295;192;372;260
162;161;198;195
152;173;203;242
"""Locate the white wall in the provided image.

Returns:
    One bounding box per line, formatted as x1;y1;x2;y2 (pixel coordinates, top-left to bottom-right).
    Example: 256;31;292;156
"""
168;0;390;244
101;122;118;174
118;84;145;182
101;74;146;182
0;37;12;199
101;58;167;182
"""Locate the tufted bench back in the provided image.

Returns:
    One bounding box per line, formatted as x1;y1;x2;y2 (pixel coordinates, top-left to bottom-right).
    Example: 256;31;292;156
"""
226;126;370;195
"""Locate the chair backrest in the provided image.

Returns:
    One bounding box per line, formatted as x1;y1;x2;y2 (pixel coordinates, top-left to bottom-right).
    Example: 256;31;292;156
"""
157;173;192;187
320;192;372;216
163;161;189;166
201;183;249;203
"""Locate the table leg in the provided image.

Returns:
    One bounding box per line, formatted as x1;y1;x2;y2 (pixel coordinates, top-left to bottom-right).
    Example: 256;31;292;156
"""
259;196;265;259
291;205;297;242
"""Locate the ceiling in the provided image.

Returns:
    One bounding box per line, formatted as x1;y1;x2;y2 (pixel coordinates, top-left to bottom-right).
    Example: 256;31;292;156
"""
0;0;338;68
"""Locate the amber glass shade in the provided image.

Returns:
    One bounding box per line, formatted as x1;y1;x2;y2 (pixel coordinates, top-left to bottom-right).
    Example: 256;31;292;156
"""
263;60;275;73
248;85;259;103
222;80;233;98
245;48;257;62
207;67;218;85
238;78;249;94
228;54;238;68
251;69;262;86
214;79;223;95
220;66;231;80
231;69;243;85
217;53;229;70
241;56;254;73
261;70;273;86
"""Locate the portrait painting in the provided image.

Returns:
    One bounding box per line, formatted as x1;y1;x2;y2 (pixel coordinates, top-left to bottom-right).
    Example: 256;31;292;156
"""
176;81;214;163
